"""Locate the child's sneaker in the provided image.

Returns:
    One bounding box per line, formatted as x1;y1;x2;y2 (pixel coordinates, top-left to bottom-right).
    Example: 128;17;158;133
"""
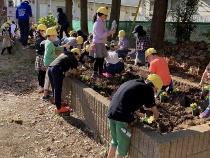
55;107;70;113
199;107;210;118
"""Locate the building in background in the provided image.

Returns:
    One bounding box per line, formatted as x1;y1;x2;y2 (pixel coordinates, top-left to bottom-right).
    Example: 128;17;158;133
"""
3;0;210;22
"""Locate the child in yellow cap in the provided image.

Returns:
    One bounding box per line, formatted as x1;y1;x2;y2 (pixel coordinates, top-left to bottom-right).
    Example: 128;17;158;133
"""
92;6;116;78
1;22;13;55
116;30;130;59
199;62;210;118
42;27;69;100
35;24;47;93
48;48;79;113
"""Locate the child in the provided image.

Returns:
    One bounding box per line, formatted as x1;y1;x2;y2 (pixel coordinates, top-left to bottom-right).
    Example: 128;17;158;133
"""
145;48;173;94
69;30;77;37
92;6;115;78
199;62;210;118
29;23;37;39
10;21;17;39
104;43;124;76
48;48;79;113
1;22;13;55
42;27;68;100
132;25;151;66
35;24;47;93
61;35;83;49
107;74;162;158
76;36;84;50
83;33;93;48
116;30;130;59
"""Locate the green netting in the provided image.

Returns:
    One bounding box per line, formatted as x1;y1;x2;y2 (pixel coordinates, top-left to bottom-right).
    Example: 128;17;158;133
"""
72;20;210;43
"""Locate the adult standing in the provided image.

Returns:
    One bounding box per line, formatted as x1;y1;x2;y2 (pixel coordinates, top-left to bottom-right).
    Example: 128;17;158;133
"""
92;6;115;78
16;0;32;49
57;8;69;39
132;25;151;66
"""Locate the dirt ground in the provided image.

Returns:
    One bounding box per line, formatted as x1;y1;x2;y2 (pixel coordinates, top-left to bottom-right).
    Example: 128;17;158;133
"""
0;43;105;158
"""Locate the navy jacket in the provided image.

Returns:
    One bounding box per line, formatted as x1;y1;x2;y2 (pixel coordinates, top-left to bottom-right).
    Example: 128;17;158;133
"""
16;2;32;21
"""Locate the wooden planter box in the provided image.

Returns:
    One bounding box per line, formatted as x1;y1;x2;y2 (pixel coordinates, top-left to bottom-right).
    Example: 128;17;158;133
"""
63;78;210;158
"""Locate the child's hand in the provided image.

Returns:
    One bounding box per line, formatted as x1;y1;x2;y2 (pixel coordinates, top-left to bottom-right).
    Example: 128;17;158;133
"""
135;111;144;118
63;44;70;49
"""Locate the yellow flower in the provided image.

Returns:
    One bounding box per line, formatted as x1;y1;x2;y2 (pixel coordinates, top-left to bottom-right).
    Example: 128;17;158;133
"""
161;92;167;96
147;116;155;124
190;103;197;109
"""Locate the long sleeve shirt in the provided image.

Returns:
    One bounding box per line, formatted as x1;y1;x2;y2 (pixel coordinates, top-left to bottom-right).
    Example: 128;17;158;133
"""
16;2;32;21
118;37;129;50
44;40;63;67
136;35;151;52
35;35;45;55
93;18;108;44
105;51;120;64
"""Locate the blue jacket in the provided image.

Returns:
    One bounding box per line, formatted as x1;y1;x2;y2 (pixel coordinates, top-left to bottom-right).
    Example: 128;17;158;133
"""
16;2;32;21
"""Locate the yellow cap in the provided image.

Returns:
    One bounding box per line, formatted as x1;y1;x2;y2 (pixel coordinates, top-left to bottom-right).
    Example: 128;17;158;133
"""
85;45;90;52
46;27;58;36
76;36;84;45
97;7;108;16
147;74;163;94
7;20;12;24
37;24;47;31
69;30;77;36
1;23;10;30
118;30;125;38
32;23;38;29
71;48;80;56
3;22;10;28
145;48;157;59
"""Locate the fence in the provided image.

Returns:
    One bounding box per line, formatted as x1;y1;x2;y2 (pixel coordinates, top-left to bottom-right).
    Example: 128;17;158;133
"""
72;20;210;43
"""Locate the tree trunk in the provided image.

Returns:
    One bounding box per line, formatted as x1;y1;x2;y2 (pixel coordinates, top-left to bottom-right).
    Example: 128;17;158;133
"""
109;0;121;39
150;0;168;49
0;0;4;9
80;0;88;34
66;0;73;30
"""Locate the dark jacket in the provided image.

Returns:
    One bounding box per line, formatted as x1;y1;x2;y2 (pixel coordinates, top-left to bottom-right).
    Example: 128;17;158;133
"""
49;52;78;72
16;2;32;21
57;13;68;26
35;35;45;55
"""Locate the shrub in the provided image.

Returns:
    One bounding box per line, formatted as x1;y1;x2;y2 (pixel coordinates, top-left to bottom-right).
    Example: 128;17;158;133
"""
38;13;57;28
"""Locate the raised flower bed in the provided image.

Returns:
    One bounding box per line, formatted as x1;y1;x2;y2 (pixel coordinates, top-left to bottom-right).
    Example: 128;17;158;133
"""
63;76;210;158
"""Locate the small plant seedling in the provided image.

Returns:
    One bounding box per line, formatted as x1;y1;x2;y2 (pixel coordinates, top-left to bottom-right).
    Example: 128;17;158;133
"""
160;91;168;102
204;85;210;91
190;102;197;110
121;76;128;82
140;114;155;125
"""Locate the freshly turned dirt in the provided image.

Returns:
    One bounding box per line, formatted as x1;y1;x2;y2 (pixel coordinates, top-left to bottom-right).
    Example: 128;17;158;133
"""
78;66;209;133
162;41;210;82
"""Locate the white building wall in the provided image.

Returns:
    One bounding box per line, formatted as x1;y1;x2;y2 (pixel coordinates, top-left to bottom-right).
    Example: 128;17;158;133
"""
20;0;210;22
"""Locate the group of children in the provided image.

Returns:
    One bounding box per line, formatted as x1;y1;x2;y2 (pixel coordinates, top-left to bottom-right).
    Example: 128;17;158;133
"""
1;5;210;158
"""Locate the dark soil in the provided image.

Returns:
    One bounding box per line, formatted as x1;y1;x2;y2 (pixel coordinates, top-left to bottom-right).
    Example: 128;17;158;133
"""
162;41;210;82
78;65;209;133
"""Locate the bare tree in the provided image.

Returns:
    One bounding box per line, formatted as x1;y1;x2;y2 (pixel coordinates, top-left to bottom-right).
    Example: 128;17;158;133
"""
66;0;73;30
109;0;121;38
80;0;88;34
150;0;168;49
